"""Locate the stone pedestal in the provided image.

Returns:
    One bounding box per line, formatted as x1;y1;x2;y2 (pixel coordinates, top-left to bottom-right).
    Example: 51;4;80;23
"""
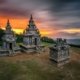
49;38;70;66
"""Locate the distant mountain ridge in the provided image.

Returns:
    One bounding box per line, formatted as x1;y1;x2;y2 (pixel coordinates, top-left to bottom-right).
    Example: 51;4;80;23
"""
67;39;80;45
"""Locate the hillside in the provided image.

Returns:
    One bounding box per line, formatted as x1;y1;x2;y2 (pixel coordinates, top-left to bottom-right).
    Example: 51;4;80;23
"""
0;46;80;80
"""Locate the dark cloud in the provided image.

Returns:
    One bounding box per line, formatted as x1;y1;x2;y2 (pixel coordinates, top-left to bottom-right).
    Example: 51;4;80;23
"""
0;7;30;18
0;0;80;18
0;0;6;4
52;22;80;30
0;0;80;38
46;0;80;23
65;22;80;28
49;0;80;12
55;32;80;39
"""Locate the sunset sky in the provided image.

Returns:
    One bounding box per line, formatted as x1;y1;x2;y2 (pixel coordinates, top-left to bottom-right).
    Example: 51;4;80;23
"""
0;0;80;39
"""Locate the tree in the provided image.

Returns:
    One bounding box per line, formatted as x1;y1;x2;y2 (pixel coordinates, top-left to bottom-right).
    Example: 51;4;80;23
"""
41;36;55;43
16;34;23;43
0;28;4;41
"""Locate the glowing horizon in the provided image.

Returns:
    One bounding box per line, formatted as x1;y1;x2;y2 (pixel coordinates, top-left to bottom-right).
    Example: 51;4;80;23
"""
0;0;80;39
0;17;80;39
0;17;55;37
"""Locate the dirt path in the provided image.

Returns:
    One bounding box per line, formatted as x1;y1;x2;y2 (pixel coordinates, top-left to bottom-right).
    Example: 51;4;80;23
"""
0;47;49;62
0;47;80;64
70;47;80;62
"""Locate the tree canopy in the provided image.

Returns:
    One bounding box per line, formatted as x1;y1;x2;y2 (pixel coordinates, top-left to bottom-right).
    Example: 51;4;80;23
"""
41;36;55;43
0;28;4;41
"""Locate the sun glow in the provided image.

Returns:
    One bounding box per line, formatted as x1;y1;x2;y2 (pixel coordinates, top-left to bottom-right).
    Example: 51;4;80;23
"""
59;29;80;33
0;17;80;38
0;17;55;36
13;29;23;34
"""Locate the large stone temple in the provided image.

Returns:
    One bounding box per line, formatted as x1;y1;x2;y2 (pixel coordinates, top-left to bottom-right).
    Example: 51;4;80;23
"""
21;15;43;52
49;38;70;66
0;20;20;56
23;15;41;45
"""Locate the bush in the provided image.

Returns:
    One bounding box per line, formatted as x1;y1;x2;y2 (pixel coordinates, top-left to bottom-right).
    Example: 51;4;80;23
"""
0;29;4;41
16;34;23;43
41;36;55;43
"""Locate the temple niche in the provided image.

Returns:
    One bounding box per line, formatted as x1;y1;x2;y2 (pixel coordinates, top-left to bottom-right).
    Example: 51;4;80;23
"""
49;38;70;66
0;20;20;56
22;15;43;52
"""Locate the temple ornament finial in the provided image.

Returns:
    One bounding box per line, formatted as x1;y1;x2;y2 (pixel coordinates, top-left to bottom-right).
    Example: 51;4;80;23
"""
7;19;10;25
29;14;33;22
31;14;33;19
5;19;12;31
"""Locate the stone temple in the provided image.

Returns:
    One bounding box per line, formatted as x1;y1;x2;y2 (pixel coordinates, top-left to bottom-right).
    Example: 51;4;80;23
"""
21;15;43;52
0;20;20;56
49;38;70;66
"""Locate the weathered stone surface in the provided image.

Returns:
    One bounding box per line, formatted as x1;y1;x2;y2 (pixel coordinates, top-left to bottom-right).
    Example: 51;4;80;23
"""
22;15;43;53
0;20;20;56
23;15;41;46
49;38;70;66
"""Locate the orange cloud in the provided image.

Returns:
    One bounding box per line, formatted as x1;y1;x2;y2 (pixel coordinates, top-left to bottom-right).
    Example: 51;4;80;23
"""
0;17;56;37
0;17;28;29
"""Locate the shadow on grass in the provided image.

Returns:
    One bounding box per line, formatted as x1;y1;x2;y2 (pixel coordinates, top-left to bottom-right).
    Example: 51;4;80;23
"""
0;59;80;80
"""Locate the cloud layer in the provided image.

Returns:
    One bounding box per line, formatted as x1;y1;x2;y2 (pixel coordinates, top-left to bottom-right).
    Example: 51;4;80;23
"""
0;0;80;39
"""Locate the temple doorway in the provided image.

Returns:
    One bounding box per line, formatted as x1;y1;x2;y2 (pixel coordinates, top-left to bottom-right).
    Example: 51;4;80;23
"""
9;43;12;50
34;38;37;45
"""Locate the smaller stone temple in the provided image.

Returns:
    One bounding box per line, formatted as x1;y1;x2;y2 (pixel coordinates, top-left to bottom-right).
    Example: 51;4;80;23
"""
49;38;70;66
0;20;20;56
21;15;43;52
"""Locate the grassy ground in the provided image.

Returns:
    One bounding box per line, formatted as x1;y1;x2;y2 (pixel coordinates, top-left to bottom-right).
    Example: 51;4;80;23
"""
41;42;54;47
0;46;80;80
71;47;80;54
17;42;54;47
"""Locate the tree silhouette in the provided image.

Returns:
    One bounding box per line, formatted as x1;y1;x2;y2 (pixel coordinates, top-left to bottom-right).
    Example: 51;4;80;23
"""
0;28;4;41
41;36;55;43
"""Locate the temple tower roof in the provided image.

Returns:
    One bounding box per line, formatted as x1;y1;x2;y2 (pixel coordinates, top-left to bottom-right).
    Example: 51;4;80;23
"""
6;19;11;30
28;15;37;30
29;14;33;22
23;15;40;36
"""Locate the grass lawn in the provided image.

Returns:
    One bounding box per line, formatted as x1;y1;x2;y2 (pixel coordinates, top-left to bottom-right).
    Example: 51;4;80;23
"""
0;46;80;80
71;47;80;54
41;41;54;47
17;42;54;47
